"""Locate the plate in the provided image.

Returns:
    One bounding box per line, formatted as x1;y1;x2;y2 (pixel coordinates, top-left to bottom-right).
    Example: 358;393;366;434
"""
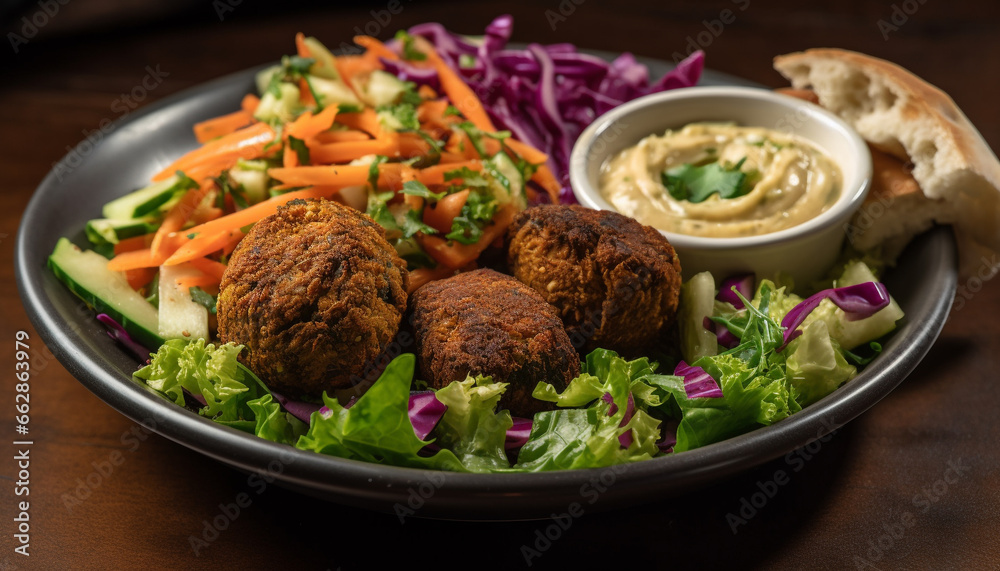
15;53;957;520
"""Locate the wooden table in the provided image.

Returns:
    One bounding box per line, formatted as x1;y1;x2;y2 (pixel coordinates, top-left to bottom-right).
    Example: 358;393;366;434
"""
2;1;998;568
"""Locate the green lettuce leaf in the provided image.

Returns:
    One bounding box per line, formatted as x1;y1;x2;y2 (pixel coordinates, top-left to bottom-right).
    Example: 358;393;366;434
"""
294;354;466;471
785;319;857;407
246;394;309;445
431;375;513;472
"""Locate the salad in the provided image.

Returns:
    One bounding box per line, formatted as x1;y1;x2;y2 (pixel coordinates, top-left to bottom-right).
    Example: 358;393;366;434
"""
48;16;903;473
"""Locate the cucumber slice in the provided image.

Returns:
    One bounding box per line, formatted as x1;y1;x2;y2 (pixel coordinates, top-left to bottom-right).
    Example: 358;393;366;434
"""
102;175;197;220
85;217;158;246
486;151;527;210
48;238;162;349
228;163;269;204
679;271;718;363
254;83;304;124
363;70;409;107
307;75;361;108
157;264;209;341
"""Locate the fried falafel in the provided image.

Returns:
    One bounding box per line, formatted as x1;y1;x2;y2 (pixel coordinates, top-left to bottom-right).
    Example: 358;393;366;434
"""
506;204;682;356
409;268;579;417
217;198;408;397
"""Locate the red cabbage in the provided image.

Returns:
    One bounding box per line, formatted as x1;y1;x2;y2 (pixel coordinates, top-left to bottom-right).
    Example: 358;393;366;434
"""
601;391;619;416
95;313;152;362
506;417;533;450
408;391;449;441
674;360;724;399
704;316;740;349
780;282;890;349
271;391;322;424
407;15;704;204
717;274;755;309
618;393;636;448
657;419;679;454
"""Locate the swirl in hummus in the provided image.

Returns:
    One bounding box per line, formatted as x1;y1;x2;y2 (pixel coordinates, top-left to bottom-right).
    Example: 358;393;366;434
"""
599;123;842;238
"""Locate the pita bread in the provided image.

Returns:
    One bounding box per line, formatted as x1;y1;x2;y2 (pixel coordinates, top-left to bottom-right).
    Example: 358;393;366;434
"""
774;49;1000;276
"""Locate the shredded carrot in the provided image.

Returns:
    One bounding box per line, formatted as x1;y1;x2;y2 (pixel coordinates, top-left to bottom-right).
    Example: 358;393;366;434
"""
353;35;399;62
414;161;482;186
169;187;336;259
107;248;167;272
125;267;157;291
194;110;254;144
241;94;260;114
417;84;438;100
311;130;371;144
287;105;339;141
165;229;244;266
407;265;461;294
415;36;496;132
151;183;212;259
298;77;318;107
113;233;155;255
283;144;300;169
153;123;275;182
417;204;516;269
505;139;549;165
188;257;228;281
423;189;469;234
295;32;312;58
336;107;382;137
334;54;381;86
531;165;562;204
309;137;398;164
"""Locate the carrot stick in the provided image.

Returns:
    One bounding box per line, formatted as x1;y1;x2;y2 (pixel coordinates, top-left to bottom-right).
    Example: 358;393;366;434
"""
336;107;382;137
125;267;158;291
188;257;229;281
309;137;398;164
241;94;260;114
422;189;469;234
407;265;460;293
151;184;211;259
312;130;371;144
505;139;549;165
107;248;167;272
334;54;381;86
283;144;300;169
287;105;339;141
267;164;371;187
298;77;317;107
415;161;482;186
417;204;516;269
113;233;155;255
194;110;254;144
531;165;562;204
353;35;399;61
170;187;335;256
153;123;275;182
415;37;496;132
295;32;312;58
164;229;244;266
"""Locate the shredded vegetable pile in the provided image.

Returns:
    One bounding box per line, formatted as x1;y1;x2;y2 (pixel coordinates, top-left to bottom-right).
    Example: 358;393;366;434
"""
400;15;705;202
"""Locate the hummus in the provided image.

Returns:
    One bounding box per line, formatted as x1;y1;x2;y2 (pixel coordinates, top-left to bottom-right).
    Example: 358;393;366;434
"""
599;123;842;238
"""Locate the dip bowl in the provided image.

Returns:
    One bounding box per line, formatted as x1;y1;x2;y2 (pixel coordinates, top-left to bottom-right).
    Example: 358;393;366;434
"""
569;86;872;285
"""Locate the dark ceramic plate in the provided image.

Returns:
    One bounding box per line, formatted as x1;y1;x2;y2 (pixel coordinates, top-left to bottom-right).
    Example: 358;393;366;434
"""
15;53;957;520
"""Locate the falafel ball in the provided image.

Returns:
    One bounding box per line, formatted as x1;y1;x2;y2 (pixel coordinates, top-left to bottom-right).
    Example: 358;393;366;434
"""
506;204;682;356
217;198;408;397
410;268;579;417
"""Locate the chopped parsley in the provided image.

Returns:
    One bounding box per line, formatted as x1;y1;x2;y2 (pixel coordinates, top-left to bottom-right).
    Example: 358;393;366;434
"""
401;180;446;202
443;105;461;117
445;191;497;245
188;287;218;315
662;157;754;203
395;30;427;61
377;103;420;131
287;135;310;165
368;155;388;190
402;208;437;238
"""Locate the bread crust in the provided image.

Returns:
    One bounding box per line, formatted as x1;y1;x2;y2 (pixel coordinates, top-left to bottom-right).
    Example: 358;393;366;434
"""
774;48;1000;273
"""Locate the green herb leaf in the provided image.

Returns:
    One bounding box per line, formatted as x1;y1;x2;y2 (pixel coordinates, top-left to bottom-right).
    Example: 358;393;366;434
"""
188;286;218;315
444;105;461;117
338;103;363;114
395;30;427;61
401;180;446;202
662;157;751;203
287;135;310;165
402;208;438;238
368;155;387;190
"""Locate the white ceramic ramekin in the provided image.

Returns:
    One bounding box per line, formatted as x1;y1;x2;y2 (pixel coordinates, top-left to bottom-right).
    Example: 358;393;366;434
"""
569;86;872;286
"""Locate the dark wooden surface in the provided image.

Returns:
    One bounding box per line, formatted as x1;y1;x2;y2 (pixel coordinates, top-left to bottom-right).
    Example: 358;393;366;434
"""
2;1;999;569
